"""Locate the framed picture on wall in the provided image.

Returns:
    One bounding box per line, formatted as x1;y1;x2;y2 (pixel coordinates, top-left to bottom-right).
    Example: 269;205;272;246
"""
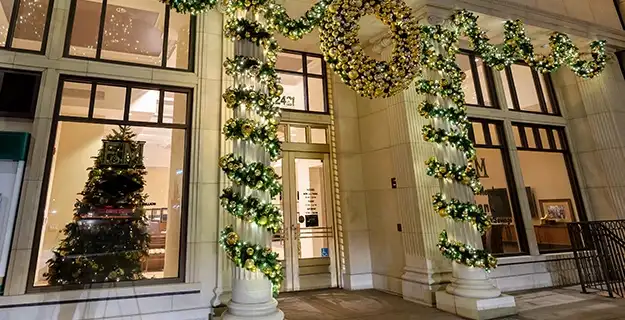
539;199;573;221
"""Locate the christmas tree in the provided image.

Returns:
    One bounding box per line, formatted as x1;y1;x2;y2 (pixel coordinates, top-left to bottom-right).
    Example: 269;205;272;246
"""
45;126;151;285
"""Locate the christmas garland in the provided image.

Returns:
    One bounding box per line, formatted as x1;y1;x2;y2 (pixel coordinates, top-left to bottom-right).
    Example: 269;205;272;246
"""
319;0;421;99
221;188;283;233
438;230;497;271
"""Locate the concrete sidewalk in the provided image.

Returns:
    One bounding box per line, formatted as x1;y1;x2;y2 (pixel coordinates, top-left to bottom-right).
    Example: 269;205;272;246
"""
279;287;625;320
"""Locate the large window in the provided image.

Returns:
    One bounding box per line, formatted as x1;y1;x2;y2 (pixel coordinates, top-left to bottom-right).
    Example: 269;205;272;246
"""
65;0;194;70
0;0;53;52
29;76;192;289
500;64;559;115
513;123;584;252
0;68;41;118
275;50;328;113
470;119;527;255
456;51;496;108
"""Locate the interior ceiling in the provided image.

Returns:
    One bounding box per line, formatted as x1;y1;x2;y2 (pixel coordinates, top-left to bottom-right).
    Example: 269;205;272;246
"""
276;0;594;54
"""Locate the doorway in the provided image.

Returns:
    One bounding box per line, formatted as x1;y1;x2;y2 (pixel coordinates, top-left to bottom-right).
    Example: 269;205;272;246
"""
271;151;338;292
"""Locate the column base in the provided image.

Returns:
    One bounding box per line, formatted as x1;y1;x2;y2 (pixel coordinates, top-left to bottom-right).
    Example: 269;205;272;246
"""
435;291;517;320
402;267;451;306
221;299;284;320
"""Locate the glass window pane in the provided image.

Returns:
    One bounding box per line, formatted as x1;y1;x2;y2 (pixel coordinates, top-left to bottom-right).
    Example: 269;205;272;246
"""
163;91;187;124
500;70;515;110
476;58;492;106
539;75;555;114
60;81;92;117
456;54;478;105
513;126;522;148
308;77;325;112
0;0;16;47
166;10;191;69
93;84;126;120
277;125;286;142
553;129;563;150
472;122;486;145
69;0;103;58
306;56;323;75
295;158;329;259
278;73;305;111
475;148;521;254
310;128;326;144
489;123;500;146
290;126;306;143
100;0;165;66
129;88;159;123
276;52;302;72
519;150;578;252
525;127;536;148
539;128;551;149
12;0;51;51
511;65;541;113
35;123;186;285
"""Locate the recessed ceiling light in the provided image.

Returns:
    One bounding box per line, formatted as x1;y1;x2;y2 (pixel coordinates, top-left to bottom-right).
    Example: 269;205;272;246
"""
116;7;126;13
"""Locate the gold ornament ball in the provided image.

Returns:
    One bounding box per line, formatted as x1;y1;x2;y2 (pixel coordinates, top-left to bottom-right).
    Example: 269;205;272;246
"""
246;247;255;256
245;259;255;270
226;232;239;246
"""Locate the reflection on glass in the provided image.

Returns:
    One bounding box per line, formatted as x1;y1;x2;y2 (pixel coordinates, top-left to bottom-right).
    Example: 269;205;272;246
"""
129;88;159;123
290;126;306;143
12;0;50;51
59;81;92;117
35;122;185;286
93;84;126;120
456;54;478;105
310;128;326;144
308;78;325;112
518;150;577;252
0;0;15;47
166;10;191;69
68;0;102;58
163;92;187;124
306;56;323;75
100;0;165;66
278;73;306;111
295;158;328;259
276;52;302;72
475;148;521;254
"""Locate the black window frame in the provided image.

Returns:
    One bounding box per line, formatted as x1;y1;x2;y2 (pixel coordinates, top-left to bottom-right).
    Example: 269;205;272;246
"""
503;63;561;116
469;118;530;257
63;0;197;72
275;49;329;114
0;68;42;119
26;74;194;293
0;0;55;54
458;50;499;109
512;122;588;253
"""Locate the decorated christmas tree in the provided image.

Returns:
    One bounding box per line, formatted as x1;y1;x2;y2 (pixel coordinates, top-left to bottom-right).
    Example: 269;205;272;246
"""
45;126;151;285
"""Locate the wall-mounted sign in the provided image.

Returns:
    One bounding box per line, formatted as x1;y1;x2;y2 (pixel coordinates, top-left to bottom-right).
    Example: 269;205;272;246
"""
277;96;296;108
475;158;489;178
321;248;329;257
303;188;319;215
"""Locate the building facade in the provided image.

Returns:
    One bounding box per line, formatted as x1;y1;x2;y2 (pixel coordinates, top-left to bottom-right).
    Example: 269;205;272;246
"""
0;0;624;319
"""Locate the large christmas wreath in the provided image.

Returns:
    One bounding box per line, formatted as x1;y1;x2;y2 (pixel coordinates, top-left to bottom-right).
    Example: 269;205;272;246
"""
319;0;421;99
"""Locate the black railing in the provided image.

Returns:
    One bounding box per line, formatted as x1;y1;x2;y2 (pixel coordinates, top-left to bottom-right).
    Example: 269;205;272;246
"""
568;220;625;298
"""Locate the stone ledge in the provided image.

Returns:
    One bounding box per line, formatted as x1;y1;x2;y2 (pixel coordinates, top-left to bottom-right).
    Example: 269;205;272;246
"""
435;291;517;320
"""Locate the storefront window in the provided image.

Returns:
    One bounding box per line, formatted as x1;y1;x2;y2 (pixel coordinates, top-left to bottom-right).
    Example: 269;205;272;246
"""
276;51;328;113
0;0;52;52
470;119;526;255
31;76;191;288
501;64;558;115
66;0;194;70
456;51;495;108
513;123;582;252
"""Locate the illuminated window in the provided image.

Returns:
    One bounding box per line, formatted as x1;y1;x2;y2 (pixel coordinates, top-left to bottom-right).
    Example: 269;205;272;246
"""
66;0;194;70
470;119;527;255
513;123;583;252
501;64;559;115
31;76;191;288
456;51;496;108
276;51;328;113
0;0;53;52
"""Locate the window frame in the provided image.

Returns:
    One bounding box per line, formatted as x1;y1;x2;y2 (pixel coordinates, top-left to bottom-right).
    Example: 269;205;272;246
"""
469;118;530;256
503;63;561;116
275;49;329;114
512;122;588;253
63;0;197;72
458;50;499;109
0;67;42;119
26;74;194;292
0;0;55;54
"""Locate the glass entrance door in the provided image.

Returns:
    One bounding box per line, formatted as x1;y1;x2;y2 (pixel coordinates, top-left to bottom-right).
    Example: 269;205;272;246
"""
271;152;337;292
